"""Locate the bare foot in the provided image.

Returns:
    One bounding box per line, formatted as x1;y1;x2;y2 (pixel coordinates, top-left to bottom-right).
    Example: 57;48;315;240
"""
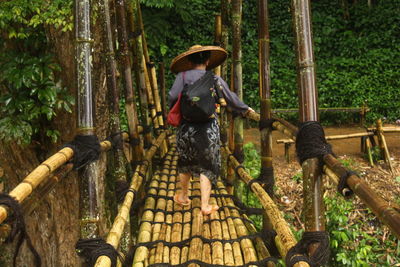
201;204;219;215
174;194;191;206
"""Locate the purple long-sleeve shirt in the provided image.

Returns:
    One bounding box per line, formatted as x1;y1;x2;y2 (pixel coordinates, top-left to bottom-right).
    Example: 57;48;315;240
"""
168;69;249;114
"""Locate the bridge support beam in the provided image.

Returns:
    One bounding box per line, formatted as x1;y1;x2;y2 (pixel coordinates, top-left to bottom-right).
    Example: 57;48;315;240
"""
291;0;326;256
75;0;101;239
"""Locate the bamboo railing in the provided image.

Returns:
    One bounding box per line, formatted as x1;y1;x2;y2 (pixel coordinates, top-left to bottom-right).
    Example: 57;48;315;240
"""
246;111;400;238
0;133;129;225
224;146;310;267
95;131;166;267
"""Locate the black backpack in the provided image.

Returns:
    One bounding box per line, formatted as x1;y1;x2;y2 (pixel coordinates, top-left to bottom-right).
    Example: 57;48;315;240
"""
180;71;220;123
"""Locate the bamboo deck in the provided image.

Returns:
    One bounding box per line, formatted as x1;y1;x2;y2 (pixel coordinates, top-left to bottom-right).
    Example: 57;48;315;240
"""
132;148;275;267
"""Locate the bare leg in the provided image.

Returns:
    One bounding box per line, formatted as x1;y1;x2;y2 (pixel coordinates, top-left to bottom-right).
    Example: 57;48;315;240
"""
175;172;191;204
200;174;219;215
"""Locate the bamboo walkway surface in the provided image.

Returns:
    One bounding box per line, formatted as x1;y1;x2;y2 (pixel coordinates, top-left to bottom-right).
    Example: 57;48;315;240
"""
131;147;276;267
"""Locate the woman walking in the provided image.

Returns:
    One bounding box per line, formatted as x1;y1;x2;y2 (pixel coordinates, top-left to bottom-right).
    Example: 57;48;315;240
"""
169;45;253;215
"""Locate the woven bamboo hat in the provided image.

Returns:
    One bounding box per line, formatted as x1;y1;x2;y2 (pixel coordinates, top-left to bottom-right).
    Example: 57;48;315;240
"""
170;45;228;74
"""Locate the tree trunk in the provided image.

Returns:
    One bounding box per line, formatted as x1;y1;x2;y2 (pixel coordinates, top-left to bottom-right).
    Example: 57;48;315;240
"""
0;13;113;267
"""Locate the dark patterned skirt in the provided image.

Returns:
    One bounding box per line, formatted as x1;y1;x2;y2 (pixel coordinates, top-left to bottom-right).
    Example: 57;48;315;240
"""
176;118;221;184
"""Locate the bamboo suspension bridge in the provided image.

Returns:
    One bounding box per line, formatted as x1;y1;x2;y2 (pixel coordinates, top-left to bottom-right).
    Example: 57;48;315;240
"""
0;0;399;266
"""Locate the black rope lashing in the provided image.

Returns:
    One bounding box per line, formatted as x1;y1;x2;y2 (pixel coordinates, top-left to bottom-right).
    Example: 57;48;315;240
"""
295;121;333;164
115;180;137;204
234;164;246;176
0;193;41;267
337;170;357;197
148;104;155;110
129;29;142;39
141;125;152;134
259;118;276;131
230;194;263;215
233;147;245;164
146;62;155;68
260;228;280;257
129;137;141;147
253;166;275;197
105;132;126;150
64;135;101;170
285;231;330;267
75;238;122;267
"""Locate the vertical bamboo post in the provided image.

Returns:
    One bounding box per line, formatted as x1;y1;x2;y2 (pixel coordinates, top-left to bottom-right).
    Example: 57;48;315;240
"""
214;14;222;77
100;0;127;181
115;0;144;166
291;0;325;254
215;13;229;186
232;0;244;166
137;0;167;136
376;119;394;174
101;0;130;248
220;0;231;81
258;0;277;246
75;0;101;238
127;0;153;148
365;137;374;167
226;63;236;193
159;62;167;120
258;0;274;197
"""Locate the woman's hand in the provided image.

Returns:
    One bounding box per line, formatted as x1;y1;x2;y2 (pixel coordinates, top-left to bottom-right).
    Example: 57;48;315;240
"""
247;107;255;113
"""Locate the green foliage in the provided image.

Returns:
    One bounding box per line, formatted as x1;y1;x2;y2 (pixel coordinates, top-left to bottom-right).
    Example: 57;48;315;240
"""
291;171;302;183
0;53;74;144
0;0;73;38
325;195;400;266
144;0;400;123
239;142;263;230
0;0;74;145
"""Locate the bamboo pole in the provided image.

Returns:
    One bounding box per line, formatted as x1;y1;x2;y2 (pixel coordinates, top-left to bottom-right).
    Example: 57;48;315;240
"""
365;137;375;167
258;0;274;199
214;14;222;77
242;214;275;267
159;62;167;120
136;0;168;156
213;192;258;265
209;198;224;265
188;179;203;267
323;154;400;238
95;132;166;267
226;63;236;193
291;0;325;257
257;0;277;250
217;203;236;266
376;119;394;174
232;0;245;166
126;1;153;149
224;147;310;267
74;0;102;238
180;180;192;264
100;0;127;181
367;127;400;133
115;0;144;166
277;132;375;144
248;110;400;238
220;0;230;81
0;134;128;224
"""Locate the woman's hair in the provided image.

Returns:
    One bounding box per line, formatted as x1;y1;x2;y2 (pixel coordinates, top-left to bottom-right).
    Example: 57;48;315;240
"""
188;51;211;65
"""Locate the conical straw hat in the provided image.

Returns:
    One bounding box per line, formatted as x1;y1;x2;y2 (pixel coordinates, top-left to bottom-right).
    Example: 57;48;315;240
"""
170;45;227;74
